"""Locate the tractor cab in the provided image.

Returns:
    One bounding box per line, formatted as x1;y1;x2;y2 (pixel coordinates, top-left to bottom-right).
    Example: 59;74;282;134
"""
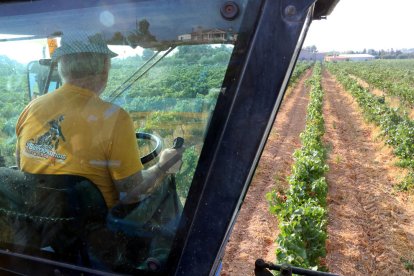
0;0;338;274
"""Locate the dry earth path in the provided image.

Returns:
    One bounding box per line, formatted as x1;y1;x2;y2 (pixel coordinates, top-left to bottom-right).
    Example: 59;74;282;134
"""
349;74;414;120
322;69;414;275
221;69;312;275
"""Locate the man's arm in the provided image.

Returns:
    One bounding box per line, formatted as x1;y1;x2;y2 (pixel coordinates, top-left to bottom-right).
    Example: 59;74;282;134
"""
114;147;184;204
114;164;166;204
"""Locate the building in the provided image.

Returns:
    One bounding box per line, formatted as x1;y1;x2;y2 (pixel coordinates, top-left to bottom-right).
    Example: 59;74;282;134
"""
325;54;375;62
178;34;191;41
298;49;326;61
192;28;226;42
177;27;237;43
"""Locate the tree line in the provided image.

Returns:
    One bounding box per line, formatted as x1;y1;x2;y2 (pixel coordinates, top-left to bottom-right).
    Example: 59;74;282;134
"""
304;45;414;59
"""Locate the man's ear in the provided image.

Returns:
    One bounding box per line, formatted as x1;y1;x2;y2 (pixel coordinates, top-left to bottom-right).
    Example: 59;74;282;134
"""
104;57;111;73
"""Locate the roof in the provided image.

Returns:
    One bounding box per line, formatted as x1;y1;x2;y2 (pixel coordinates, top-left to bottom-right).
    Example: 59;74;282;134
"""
191;28;227;34
338;54;375;58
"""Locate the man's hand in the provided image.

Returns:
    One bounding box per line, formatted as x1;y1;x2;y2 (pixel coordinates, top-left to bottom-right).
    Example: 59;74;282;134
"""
157;147;185;174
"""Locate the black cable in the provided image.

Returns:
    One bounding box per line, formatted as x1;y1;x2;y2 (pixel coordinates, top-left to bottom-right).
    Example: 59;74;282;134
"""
109;46;175;103
106;50;161;100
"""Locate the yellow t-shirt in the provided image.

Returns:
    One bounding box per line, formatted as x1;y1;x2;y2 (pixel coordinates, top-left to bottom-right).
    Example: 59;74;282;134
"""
16;83;143;208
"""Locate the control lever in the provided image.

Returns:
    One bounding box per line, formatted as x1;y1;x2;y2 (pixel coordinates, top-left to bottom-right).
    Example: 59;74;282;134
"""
172;137;184;149
166;137;184;174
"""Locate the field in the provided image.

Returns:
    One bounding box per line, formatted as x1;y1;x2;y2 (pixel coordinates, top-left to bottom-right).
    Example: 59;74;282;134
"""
221;60;414;275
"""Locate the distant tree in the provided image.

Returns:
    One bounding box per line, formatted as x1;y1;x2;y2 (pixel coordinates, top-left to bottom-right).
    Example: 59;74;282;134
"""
109;32;125;44
304;45;317;53
127;19;157;48
397;53;410;59
176;45;214;63
142;49;155;61
367;49;377;56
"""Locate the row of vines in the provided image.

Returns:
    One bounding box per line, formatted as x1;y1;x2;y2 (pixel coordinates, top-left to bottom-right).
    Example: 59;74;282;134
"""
267;62;329;270
287;61;313;87
327;62;414;190
334;60;414;107
265;59;414;272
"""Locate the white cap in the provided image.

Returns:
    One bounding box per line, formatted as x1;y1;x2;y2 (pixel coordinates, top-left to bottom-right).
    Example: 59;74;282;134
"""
52;32;117;60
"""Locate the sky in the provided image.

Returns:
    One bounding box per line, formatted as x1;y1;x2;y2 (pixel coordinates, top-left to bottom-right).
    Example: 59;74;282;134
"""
304;0;414;52
0;36;144;64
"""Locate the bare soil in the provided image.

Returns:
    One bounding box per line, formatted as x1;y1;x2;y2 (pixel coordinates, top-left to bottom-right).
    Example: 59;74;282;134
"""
221;68;414;275
322;70;414;275
221;69;313;275
349;75;414;120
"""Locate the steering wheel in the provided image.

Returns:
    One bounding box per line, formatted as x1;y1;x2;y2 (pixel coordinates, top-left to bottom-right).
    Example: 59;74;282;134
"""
137;132;163;165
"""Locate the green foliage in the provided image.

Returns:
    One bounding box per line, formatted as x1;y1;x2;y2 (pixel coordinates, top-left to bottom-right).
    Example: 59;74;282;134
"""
142;49;155;61
395;172;414;192
110;45;234;197
333;60;414;107
267;63;328;270
327;62;414;190
103;46;230;106
401;256;414;272
0;56;25;75
276;199;327;268
175;146;199;200
0;56;26;166
175;45;232;65
288;62;313;87
141;111;177;137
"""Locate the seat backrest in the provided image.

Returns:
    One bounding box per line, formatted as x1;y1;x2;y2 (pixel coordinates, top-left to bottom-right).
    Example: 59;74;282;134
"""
0;169;108;262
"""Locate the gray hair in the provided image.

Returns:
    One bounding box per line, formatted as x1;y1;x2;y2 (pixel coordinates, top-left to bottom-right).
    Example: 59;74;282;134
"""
58;53;109;81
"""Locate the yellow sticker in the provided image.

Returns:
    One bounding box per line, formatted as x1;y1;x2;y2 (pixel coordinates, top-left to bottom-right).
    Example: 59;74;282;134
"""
47;38;58;57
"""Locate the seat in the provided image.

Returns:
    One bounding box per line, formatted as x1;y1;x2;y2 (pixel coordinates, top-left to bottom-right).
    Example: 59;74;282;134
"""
0;168;108;266
0;168;182;272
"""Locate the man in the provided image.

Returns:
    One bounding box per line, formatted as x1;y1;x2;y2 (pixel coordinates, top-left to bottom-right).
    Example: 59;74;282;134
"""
16;32;183;209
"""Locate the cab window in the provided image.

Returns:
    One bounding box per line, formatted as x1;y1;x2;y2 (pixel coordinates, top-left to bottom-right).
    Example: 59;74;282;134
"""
0;0;249;273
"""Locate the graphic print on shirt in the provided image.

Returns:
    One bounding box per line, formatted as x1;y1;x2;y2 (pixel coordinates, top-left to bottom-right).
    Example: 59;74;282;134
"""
25;115;67;163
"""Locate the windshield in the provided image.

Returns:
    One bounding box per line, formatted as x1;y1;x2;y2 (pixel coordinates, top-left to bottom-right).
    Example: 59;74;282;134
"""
103;44;233;202
0;0;250;273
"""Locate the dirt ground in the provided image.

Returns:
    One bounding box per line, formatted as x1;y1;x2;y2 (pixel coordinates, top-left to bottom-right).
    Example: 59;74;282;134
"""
221;70;313;275
322;69;414;275
221;68;414;275
349;75;414;120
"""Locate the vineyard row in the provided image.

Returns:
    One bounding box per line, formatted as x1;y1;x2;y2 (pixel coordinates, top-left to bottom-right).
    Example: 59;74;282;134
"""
327;64;414;190
267;62;329;270
331;61;414;107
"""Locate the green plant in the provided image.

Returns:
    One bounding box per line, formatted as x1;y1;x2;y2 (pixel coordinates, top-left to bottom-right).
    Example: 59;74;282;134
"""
401;256;414;272
395;172;414;192
267;63;328;270
327;62;414;190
